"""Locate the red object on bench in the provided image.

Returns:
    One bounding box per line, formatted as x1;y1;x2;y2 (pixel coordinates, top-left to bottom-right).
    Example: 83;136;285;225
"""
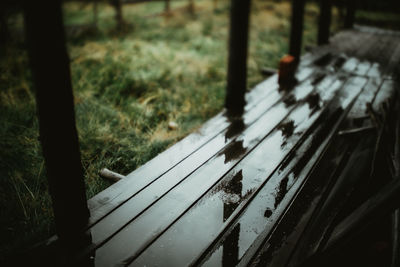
278;55;296;86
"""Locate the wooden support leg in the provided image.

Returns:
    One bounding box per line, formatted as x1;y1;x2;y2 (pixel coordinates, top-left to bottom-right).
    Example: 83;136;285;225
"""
23;0;91;262
318;0;332;45
225;0;251;116
344;0;356;29
93;0;98;28
165;0;171;14
289;0;306;63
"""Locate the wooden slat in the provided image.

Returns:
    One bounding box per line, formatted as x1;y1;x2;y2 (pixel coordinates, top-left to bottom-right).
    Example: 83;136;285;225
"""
249;74;391;267
128;75;351;267
87;68;316;225
87;77;280;221
348;78;383;118
264;78;383;267
91;73;336;267
285;133;376;266
198;77;367;267
89;83;289;246
353;61;372;76
79;26;400;267
88;64;315;224
372;79;396;111
250;138;353;267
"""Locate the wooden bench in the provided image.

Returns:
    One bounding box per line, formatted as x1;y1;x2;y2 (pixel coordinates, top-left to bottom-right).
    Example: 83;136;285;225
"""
18;0;400;266
83;27;399;266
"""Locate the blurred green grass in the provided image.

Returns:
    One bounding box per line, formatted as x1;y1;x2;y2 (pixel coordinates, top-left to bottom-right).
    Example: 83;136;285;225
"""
356;10;400;30
0;0;334;260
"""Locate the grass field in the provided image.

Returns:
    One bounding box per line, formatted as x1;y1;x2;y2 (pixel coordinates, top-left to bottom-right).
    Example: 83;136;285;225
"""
0;0;342;261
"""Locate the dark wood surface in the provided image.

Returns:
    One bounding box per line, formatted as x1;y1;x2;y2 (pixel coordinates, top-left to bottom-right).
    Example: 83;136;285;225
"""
289;0;305;61
85;26;400;267
225;0;251;115
23;0;91;261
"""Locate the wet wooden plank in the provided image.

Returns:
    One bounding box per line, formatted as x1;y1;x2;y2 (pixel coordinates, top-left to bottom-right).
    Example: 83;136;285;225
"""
387;43;400;76
128;75;349;267
372;79;396;111
87;76;280;221
122;77;368;266
366;63;382;78
81;25;400;267
284;132;376;267
348;78;383;118
87;71;319;232
87;68;316;225
91;82;326;266
89;80;304;247
353;61;371;76
340;57;359;73
249;74;387;267
284;77;396;265
249;138;353;267
197;77;367;267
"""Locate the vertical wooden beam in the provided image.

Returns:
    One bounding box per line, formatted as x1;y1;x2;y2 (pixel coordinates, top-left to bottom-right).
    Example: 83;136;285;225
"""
93;0;98;28
344;0;356;29
188;0;195;15
23;0;91;261
165;0;171;14
289;0;306;62
318;0;332;45
225;0;251;116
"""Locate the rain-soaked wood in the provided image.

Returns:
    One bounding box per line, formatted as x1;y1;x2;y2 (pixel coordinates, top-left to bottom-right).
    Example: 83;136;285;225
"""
250;28;400;267
225;0;251;115
249;138;353;267
317;0;332;45
87;75;281;224
90;73;323;266
283;78;384;267
87;69;314;228
76;27;400;267
193;77;366;267
289;0;305;62
23;0;91;261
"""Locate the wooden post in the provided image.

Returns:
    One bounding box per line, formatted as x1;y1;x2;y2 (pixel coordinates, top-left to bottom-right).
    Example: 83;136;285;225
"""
318;0;332;45
344;0;356;29
23;0;91;261
93;0;98;28
225;0;251;116
111;0;124;30
289;0;306;63
188;0;195;15
165;0;171;14
213;0;218;10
